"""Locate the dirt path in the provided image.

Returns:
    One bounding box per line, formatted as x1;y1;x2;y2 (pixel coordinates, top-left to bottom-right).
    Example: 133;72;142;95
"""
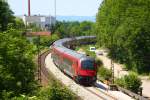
97;55;128;78
97;50;150;98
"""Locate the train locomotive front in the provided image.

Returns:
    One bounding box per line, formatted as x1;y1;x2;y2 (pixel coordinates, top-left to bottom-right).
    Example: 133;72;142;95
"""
75;57;97;84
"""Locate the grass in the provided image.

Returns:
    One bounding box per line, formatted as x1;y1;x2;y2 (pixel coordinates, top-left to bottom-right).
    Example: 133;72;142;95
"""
76;44;97;58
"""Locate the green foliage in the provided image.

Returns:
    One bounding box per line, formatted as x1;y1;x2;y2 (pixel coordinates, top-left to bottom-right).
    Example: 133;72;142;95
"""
0;29;37;99
49;83;76;100
76;45;96;58
11;96;29;100
96;0;150;73
37;82;77;100
80;21;95;36
85;50;96;58
98;66;112;81
95;58;103;67
1;77;77;100
32;34;60;52
0;0;15;32
26;23;41;32
40;34;60;47
14;17;25;30
1;90;14;100
115;72;142;93
52;21;96;38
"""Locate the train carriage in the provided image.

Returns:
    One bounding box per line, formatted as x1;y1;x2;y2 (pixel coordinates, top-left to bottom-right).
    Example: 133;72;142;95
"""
51;36;97;85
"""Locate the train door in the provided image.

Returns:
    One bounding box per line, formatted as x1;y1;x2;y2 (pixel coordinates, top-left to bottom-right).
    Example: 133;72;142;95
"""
62;58;73;77
72;61;78;77
53;53;61;68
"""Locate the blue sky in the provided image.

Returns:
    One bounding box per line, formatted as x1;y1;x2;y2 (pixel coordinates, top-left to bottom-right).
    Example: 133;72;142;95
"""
8;0;102;16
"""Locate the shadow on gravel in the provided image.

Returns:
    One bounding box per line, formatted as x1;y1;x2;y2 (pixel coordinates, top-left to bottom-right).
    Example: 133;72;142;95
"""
95;83;107;90
81;84;93;87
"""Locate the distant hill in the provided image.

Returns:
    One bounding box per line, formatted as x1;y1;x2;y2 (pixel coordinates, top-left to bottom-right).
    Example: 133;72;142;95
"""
56;16;96;22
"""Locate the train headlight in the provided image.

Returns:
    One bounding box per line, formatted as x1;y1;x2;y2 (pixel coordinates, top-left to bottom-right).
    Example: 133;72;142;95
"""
78;76;82;79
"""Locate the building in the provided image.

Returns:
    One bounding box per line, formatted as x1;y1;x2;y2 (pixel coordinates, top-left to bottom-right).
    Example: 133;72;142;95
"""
20;15;55;31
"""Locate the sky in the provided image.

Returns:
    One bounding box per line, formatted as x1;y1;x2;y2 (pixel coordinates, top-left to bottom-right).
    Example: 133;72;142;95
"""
8;0;102;16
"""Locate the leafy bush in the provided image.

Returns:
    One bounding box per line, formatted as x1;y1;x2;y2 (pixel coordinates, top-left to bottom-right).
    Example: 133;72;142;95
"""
49;83;76;100
95;58;103;67
3;81;77;100
115;72;142;93
98;66;112;81
37;81;77;100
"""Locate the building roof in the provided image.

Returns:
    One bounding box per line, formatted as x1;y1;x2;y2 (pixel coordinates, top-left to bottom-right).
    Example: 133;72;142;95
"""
26;31;51;36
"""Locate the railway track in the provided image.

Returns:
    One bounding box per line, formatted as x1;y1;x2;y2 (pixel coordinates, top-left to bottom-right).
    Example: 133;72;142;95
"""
38;50;51;86
84;86;117;100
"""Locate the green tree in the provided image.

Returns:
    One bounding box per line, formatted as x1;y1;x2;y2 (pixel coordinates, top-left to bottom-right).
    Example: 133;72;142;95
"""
96;0;150;73
116;73;142;93
0;29;37;99
80;21;95;36
0;0;14;31
14;17;25;30
52;21;95;38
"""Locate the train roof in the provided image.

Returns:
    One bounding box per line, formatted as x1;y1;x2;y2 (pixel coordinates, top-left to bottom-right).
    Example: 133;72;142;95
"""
53;36;96;59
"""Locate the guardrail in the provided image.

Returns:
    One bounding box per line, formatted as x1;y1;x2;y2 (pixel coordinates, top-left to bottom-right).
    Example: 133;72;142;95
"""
97;77;149;100
118;86;149;100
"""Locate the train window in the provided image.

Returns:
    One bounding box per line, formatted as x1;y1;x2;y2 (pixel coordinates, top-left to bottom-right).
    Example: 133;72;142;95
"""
53;53;59;60
63;58;72;66
81;60;95;70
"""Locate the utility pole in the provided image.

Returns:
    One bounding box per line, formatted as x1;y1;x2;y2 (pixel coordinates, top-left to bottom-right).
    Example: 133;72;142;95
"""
28;0;31;16
111;34;115;84
54;0;56;25
111;58;114;84
37;35;41;83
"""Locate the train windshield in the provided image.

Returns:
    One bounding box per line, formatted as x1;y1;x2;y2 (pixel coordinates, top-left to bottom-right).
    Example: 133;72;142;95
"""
81;60;95;70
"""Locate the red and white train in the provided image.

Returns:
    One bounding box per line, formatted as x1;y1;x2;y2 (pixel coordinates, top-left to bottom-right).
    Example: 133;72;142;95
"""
51;36;97;85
